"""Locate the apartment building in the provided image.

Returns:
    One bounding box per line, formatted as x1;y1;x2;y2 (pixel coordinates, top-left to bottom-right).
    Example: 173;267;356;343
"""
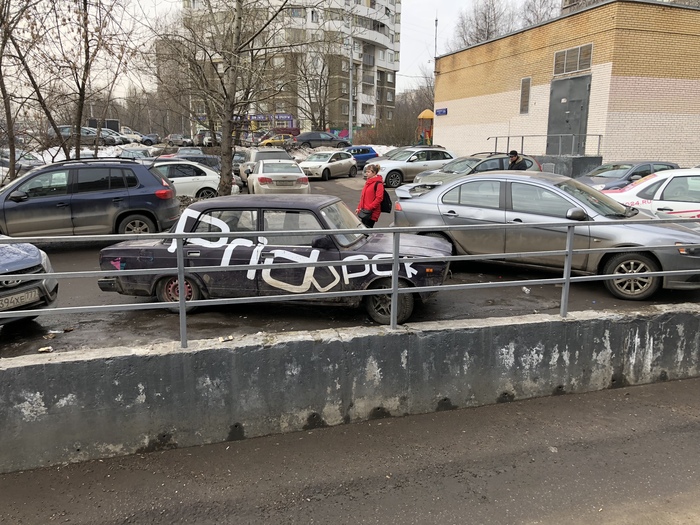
181;0;401;135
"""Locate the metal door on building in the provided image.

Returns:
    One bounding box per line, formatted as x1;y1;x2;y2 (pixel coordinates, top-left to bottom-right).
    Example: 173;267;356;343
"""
546;75;591;156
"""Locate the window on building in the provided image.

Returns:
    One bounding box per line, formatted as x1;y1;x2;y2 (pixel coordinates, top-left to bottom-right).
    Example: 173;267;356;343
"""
379;50;385;61
387;110;393;120
341;82;348;94
342;104;349;115
387;91;393;102
311;10;318;22
388;52;394;63
387;72;394;83
520;77;531;115
554;44;593;75
289;7;304;18
390;32;395;43
342;60;349;72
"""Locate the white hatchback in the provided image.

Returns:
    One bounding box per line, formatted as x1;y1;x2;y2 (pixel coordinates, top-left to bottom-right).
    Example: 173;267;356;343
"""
298;151;358;180
247;159;310;194
151;160;234;198
602;168;700;219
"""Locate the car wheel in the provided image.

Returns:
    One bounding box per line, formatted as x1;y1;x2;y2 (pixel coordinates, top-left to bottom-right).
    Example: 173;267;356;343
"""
322;169;330;181
301;142;311;148
364;278;414;325
423;232;455;254
168;141;174;146
349;166;357;178
156;276;201;313
196;187;218;199
385;170;403;188
143;139;153;146
603;252;662;300
118;214;156;234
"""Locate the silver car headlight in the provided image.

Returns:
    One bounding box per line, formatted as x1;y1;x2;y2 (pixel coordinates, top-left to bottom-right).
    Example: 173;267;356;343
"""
40;250;54;272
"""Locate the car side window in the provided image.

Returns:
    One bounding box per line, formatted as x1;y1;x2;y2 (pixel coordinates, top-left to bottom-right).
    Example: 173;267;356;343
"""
474;159;501;172
192;209;258;237
19;170;68;197
263;210;322;246
661;177;697;202
511;183;572;218
631;164;652;178
653;164;673;173
637;180;664;200
442;181;500;209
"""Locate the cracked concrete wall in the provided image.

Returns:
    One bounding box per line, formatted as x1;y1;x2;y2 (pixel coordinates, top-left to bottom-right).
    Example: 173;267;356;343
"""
1;305;699;473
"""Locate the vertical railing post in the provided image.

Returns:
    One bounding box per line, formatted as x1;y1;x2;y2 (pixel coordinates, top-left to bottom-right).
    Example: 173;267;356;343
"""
176;237;188;348
390;230;401;329
559;224;575;318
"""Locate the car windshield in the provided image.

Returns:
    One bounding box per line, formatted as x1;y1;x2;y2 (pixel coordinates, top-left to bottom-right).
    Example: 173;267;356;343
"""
319;201;366;246
390;150;420;162
262;162;302;174
232;152;247;162
441;157;480;174
556;178;636;217
306;153;333;162
121;149;150;158
586;164;633;179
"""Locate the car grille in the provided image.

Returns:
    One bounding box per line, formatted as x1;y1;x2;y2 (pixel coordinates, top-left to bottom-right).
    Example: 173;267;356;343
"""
0;264;44;289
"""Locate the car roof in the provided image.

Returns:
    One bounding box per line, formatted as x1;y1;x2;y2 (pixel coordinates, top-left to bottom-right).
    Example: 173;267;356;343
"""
440;171;570;184
188;194;340;212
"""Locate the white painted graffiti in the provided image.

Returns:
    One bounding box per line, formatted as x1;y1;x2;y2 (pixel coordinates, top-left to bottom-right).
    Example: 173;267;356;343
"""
165;208;417;294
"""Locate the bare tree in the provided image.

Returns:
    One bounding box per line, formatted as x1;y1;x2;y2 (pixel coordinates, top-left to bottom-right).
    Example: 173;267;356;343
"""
522;0;561;25
449;0;516;50
9;0;133;159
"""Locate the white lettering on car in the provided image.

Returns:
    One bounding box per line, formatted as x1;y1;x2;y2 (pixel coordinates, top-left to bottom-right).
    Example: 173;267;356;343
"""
159;209;418;294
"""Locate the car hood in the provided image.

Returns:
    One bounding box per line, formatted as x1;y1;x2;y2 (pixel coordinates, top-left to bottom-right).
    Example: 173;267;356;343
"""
359;232;452;258
577;176;622;188
0;241;42;272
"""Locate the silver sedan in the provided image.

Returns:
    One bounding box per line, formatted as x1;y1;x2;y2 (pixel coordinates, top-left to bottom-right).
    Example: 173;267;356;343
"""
393;171;700;301
298;151;357;180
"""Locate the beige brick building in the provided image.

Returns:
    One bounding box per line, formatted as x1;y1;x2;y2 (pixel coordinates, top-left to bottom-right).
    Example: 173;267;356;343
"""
433;0;700;167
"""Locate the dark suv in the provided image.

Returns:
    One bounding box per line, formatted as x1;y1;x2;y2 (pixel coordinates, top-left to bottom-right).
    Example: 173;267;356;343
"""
0;158;180;236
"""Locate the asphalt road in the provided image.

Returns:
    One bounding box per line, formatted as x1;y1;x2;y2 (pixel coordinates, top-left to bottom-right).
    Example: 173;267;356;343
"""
3;175;700;357
3;377;700;524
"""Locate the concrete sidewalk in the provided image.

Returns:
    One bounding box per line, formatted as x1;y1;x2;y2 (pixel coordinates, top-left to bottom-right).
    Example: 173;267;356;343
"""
3;377;700;524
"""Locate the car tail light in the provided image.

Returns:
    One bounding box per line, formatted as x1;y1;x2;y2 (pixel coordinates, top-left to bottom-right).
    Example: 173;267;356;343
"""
258;177;273;184
299;177;309;184
155;188;175;199
394;202;402;211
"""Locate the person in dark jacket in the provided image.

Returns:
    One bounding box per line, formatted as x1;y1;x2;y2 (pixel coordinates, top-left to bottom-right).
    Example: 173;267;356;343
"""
508;150;528;170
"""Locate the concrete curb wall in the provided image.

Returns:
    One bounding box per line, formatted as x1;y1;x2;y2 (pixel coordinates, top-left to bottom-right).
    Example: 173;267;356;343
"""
2;304;699;473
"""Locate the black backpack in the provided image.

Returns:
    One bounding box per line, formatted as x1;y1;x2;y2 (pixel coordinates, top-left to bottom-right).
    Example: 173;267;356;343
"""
374;181;393;213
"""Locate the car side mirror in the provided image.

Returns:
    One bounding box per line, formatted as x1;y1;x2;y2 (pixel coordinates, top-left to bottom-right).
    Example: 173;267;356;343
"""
566;207;587;221
311;235;335;250
245;168;252;174
9;191;29;202
630;175;642;181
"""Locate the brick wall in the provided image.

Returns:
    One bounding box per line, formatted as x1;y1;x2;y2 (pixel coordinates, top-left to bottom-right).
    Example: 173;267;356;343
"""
434;0;700;166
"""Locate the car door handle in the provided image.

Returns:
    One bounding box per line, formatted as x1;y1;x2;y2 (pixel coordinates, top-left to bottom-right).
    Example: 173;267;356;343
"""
657;207;673;211
509;219;523;223
186;251;201;257
442;211;459;217
112;197;124;202
56;202;69;208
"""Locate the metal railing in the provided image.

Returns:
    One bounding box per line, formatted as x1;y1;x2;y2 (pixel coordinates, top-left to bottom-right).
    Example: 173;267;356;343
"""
487;134;604;156
2;216;700;349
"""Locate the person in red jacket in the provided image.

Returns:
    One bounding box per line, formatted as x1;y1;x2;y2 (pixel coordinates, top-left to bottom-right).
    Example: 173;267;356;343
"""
356;164;384;228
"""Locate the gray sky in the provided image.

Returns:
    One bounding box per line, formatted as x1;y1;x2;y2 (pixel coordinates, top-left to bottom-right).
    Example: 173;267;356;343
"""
396;0;466;92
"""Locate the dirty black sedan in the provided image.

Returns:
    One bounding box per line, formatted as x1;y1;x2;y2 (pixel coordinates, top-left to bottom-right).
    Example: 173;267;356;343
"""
98;195;452;324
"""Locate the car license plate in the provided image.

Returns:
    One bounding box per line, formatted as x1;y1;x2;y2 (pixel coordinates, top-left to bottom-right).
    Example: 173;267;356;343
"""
0;288;40;311
276;181;294;186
